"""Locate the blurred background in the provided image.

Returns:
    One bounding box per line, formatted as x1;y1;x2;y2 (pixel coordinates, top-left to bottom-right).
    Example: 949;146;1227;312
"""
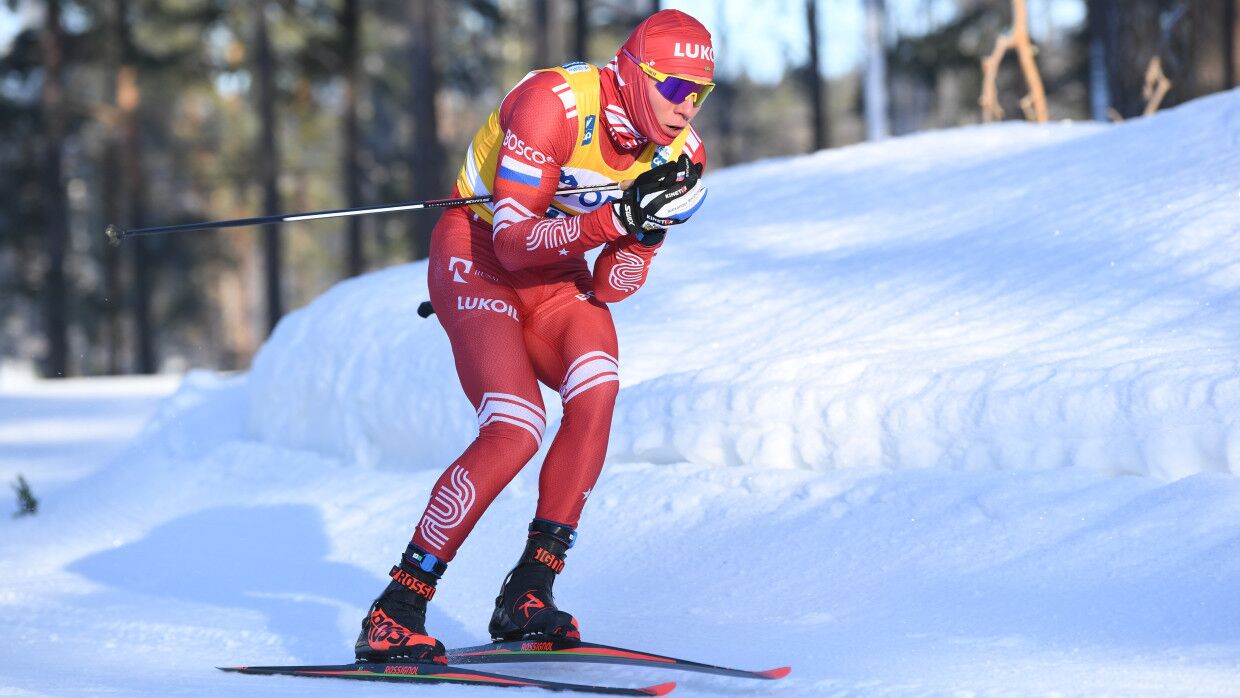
1;0;1236;380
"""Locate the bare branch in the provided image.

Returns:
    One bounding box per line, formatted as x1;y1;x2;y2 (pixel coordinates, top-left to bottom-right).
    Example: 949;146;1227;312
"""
979;0;1049;123
980;32;1014;122
1142;55;1171;116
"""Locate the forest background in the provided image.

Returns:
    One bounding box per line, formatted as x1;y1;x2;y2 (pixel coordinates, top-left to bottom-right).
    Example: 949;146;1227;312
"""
2;0;1236;379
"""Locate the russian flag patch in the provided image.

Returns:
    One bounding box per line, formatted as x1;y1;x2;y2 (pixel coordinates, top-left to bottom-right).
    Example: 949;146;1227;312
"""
497;156;542;188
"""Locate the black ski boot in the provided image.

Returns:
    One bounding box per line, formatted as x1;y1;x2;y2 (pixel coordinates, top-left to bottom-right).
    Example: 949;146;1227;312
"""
489;519;581;642
355;544;448;664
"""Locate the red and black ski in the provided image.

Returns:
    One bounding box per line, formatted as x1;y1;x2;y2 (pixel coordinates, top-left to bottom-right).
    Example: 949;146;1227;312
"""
448;639;791;681
219;661;675;695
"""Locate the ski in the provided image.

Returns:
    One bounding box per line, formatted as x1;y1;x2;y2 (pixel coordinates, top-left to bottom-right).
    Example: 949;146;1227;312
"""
219;661;675;695
448;639;791;681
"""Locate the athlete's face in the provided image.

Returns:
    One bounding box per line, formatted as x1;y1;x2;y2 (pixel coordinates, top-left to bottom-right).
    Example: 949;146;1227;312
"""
645;74;701;140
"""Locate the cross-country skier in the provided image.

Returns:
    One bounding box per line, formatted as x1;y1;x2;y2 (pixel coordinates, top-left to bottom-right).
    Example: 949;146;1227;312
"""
356;9;714;664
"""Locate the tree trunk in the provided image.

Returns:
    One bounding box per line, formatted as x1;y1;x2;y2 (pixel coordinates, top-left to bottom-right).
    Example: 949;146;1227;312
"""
1158;1;1234;108
407;0;444;261
1108;3;1161;119
111;0;157;374
102;0;125;374
118;64;157;374
101;140;124;374
255;3;283;332
1086;0;1113;120
40;0;70;377
863;0;890;140
1224;0;1237;88
532;0;552;67
574;0;589;62
806;0;828;151
342;0;364;277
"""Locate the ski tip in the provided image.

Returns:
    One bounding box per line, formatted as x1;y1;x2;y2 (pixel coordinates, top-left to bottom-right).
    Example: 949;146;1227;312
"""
641;681;677;696
757;666;792;680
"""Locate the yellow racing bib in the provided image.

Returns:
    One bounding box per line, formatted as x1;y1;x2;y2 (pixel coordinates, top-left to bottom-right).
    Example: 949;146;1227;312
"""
454;62;692;225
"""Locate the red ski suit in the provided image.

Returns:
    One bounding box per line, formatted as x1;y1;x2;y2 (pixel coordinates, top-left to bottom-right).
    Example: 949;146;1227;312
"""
411;64;707;561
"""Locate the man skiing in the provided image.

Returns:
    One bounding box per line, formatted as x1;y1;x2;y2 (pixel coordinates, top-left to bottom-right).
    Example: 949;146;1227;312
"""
356;9;714;664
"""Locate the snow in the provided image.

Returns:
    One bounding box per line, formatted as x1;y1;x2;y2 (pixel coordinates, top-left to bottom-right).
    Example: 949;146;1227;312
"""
0;373;183;490
2;90;1239;696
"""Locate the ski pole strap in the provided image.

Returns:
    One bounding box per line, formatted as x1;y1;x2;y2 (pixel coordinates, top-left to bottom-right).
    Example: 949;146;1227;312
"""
404;544;448;577
530;519;577;549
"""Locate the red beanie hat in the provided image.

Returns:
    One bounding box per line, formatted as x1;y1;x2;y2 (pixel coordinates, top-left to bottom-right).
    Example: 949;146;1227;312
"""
616;10;714;146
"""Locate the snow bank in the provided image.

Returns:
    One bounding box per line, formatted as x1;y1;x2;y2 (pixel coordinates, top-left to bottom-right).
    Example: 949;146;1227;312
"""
8;376;1240;696
6;92;1240;698
249;90;1240;478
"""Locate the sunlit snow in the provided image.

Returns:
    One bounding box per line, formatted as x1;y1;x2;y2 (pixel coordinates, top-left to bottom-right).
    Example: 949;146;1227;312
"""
2;90;1238;697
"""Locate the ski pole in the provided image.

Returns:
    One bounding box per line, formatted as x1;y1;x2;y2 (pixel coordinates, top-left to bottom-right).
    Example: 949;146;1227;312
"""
104;183;622;247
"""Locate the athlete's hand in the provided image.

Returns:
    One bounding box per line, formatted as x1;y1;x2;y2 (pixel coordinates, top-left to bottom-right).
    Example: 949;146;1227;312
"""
612;154;707;245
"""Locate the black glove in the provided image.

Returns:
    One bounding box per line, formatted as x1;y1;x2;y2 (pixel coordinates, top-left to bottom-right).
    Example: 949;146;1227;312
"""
612;154;707;245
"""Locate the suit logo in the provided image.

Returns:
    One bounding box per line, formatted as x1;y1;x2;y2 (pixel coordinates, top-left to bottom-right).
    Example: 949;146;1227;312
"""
456;296;520;322
672;42;714;62
449;257;472;284
518;592;545;620
581;115;596;146
416;464;476;550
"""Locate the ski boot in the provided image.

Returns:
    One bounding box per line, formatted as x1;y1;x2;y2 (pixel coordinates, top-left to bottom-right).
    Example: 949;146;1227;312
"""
355;544;448;664
489;519;581;642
